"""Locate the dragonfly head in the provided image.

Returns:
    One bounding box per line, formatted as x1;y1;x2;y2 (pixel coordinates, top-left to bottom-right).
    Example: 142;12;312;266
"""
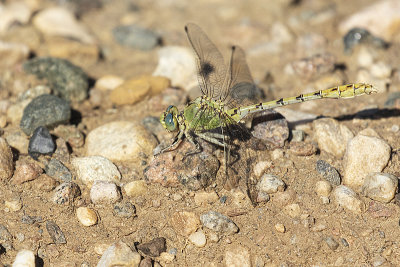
160;105;179;132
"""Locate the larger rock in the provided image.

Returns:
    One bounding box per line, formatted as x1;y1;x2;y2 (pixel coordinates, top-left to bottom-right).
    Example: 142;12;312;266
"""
200;211;238;235
86;121;157;162
72;156;121;188
334;185;364;213
0;138;14;181
112;24;160;50
97;240;141;267
23;57;89;102
313;118;354;158
343;130;391;190
12;249;35;267
225;245;251;267
20;94;71;135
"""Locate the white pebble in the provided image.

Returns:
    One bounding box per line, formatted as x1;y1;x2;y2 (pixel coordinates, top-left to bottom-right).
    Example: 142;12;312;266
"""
86;121;157;162
334;185;364;213
12;249;35;267
362;173;398;203
313;118;354;158
5;198;22;212
257;174;285;194
95;75;124;91
271;149;284;160
76;207;98;226
343;130;391;190
315;180;332;197
72;156;121;188
90;181;121;205
124;180;148;197
188;230;207;247
253;161;273;177
153;46;197;89
275;223;285;233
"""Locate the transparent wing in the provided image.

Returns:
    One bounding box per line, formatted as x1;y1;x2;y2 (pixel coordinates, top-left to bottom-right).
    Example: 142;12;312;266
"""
223;46;259;109
185;23;227;99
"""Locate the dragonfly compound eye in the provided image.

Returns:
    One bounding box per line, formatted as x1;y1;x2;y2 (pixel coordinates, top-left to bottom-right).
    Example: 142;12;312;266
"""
165;113;178;132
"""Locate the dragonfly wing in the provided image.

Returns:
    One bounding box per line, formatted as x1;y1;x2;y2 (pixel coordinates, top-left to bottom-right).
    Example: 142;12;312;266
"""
185;23;227;99
223;46;260;109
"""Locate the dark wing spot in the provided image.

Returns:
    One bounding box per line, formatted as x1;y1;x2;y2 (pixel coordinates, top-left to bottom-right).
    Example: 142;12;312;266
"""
200;62;214;79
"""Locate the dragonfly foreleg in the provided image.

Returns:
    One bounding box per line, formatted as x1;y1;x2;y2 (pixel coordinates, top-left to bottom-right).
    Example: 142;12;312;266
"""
154;130;184;156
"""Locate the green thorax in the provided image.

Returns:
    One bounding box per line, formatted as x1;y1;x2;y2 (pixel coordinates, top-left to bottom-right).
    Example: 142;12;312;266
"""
182;96;232;131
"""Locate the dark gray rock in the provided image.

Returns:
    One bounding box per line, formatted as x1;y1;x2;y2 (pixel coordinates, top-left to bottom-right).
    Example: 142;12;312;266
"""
112;25;161;50
28;126;56;160
343;28;388;53
316;160;341;186
46;220;66;244
137;237;166;257
113;202;136;218
23;57;89;102
20;94;71;135
45;158;72;182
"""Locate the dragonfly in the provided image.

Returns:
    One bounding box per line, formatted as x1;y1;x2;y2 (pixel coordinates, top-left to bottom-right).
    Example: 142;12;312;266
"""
157;23;376;204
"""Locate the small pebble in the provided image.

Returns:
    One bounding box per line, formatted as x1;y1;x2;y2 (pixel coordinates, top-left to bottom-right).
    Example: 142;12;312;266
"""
316;160;341;186
110;78;151;106
343;28;388;53
315;180;333;197
86;121;157;162
291;129;305;142
72;156;121;188
95;75;124;91
313;118;354;158
18;85;51;101
76;207;98;226
112;24;160;50
194;191;219;205
33;7;95;44
152;46;197;89
334;185;364;213
361;172;398;203
20;94;71;135
5;198;22;212
46;220;66;244
90;181;121;205
5;129;30;154
0;224;13;250
283;203;301;218
324;236;339;250
200;211;239;235
97;240;141;267
52;182;81;205
275;223;286;233
343;129;391;190
0;137;14;181
11;161;43;185
271;149;284;160
16;233;25;242
12;249;35;267
225;245;251;267
289;141;317;156
251;110;289;148
28;126;56;159
137;237;166;257
113;201;136;218
45;158;72;182
172;193;182;201
170;211;200;237
124;180;148;197
159;252;175;263
321;196;330;204
257;174;286;194
340;238;349;247
188;230;207;247
53;125;85;149
32;174;58;192
253;161;273;177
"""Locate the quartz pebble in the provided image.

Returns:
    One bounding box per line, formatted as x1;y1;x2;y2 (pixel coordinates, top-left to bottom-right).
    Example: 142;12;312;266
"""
313;118;354;158
257;174;286;194
200;211;239;235
188;230;207;247
76;207;98;226
334;185;364;213
72;156;121;188
343;130;391;190
97;240;141;267
124;180;148;197
275;223;286;233
12;249;35;267
5;198;22;212
153;46;197;89
361;173;398;203
33;7;95;44
86;121;157;162
0;137;14;181
315;180;333;197
170;211;200;237
225;245;251;267
20;94;71;135
90;181;121;205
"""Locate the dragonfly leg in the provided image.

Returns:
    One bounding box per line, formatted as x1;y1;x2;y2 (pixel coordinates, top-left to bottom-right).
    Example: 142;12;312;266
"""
154;130;184;156
182;132;202;160
196;132;227;147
